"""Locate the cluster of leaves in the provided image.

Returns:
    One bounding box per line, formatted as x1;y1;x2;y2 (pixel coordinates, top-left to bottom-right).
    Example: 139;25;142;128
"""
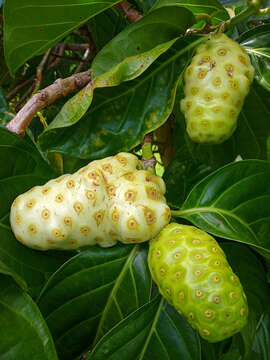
1;0;270;359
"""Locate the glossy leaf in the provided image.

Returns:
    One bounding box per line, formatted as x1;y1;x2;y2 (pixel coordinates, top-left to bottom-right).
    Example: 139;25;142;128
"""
174;160;270;254
39;36;205;159
38;7;195;142
0;127;53;221
151;0;228;22
4;0;121;75
88;296;201;360
219;0;243;5
240;24;270;91
38;244;152;360
247;312;270;360
0;275;58;360
135;0;158;13
0;226;73;299
164;91;212;208
88;7;128;52
92;6;194;78
0;127;73;297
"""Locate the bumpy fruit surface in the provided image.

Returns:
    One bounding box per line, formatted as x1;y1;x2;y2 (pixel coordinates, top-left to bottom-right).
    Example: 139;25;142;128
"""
10;152;170;250
148;223;248;342
180;33;254;144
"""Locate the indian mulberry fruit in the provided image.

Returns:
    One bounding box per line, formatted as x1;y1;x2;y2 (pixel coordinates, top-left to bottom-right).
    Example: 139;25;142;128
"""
148;223;248;342
10;152;170;250
180;33;254;144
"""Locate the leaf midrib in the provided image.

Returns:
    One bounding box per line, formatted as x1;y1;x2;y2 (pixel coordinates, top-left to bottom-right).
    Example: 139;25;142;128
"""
179;206;257;240
138;297;164;360
93;245;139;344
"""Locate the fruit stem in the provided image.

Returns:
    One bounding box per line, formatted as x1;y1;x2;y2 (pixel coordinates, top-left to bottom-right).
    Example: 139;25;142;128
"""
141;132;157;174
170;209;184;217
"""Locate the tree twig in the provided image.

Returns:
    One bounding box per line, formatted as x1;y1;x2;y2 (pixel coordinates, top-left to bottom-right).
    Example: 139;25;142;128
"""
74;26;97;61
75;47;90;73
0;70;10;85
117;0;142;22
63;43;89;51
49;52;90;63
6;75;35;101
34;48;52;92
47;43;65;71
6;70;91;137
14;83;36;112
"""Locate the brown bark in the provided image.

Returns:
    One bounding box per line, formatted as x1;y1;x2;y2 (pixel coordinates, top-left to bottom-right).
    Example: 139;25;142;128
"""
117;1;142;22
6;70;91;137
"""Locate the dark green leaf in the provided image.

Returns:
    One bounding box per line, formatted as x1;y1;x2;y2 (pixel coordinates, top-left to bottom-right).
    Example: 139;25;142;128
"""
174;160;270;254
164;93;212;208
38;7;195;140
38;244;151;360
247;312;270;360
39;36;205;159
240;24;270;91
4;0;121;75
88;297;201;360
234;83;270;161
0;226;73;299
0;127;73;297
0;275;58;360
135;0;157;13
88;7;128;52
0;126;53;225
151;0;228;22
219;0;243;5
92;6;194;78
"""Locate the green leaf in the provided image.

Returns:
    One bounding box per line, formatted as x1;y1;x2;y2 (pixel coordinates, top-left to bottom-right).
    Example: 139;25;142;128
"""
151;0;228;22
4;0;121;75
173;160;270;254
88;296;201;360
88;7;128;52
38;7;195;142
0;226;73;299
234;83;270;161
38;244;152;360
240;24;270;91
135;0;158;13
164;92;213;208
0;275;58;360
92;6;194;78
0;127;54;221
39;36;205;159
0;127;73;297
247;312;270;360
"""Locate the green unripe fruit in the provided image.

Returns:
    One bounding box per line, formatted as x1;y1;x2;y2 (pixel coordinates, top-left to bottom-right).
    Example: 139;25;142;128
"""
148;223;248;342
180;33;254;144
10;153;170;250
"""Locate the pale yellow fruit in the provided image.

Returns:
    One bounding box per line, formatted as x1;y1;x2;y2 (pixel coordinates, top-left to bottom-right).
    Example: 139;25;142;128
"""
10;153;170;250
180;34;254;144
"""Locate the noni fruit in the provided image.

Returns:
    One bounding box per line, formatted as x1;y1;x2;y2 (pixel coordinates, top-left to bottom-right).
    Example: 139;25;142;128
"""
148;223;248;342
10;152;170;250
180;33;254;144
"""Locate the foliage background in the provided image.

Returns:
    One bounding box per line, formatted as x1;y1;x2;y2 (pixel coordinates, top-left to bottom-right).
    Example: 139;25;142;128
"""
1;0;270;359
